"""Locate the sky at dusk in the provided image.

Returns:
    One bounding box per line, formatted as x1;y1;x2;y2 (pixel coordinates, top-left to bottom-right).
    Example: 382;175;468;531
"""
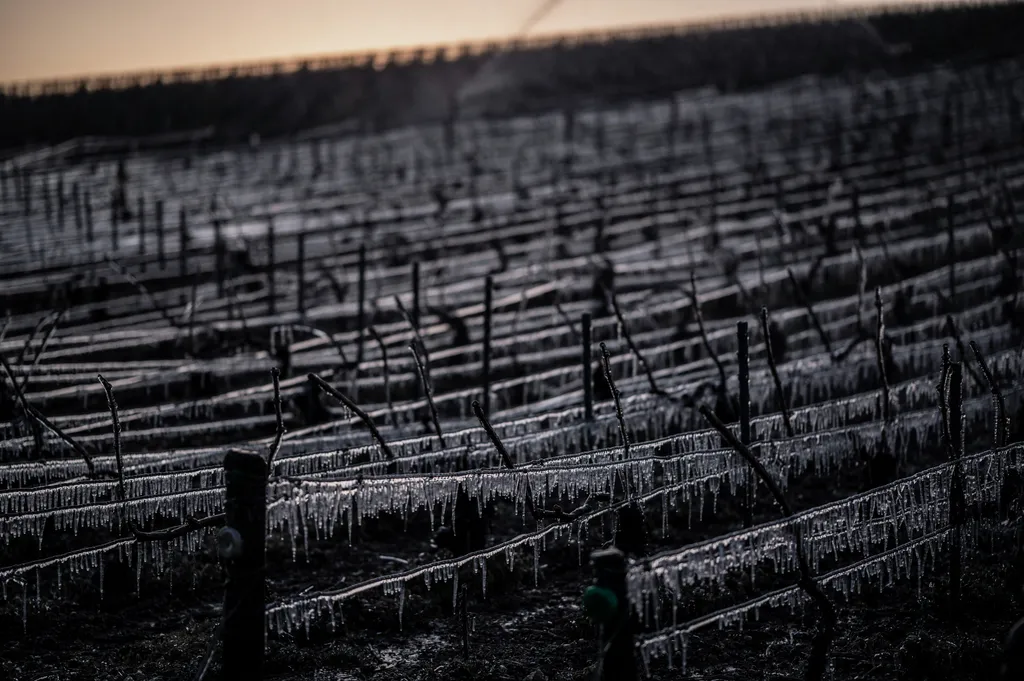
0;0;968;83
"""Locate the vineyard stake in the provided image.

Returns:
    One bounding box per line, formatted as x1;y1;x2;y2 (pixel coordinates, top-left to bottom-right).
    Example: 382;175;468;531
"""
584;548;636;681
411;260;421;329
482;276;493;416
155;200;165;270
357;244;366;369
297;232;306;318
947;195;957;304
138;195;147;272
56;175;64;229
23;168;31;216
582;312;593;422
84;192;93;248
111;200;120;252
219;450;268;681
72;183;81;234
266;219;276;315
178;206;189;280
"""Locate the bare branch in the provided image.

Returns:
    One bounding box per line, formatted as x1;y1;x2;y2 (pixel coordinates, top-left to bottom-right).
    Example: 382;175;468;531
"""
0;350;94;475
599;342;631;461
699;405;837;680
602;284;665;398
18;307;65;393
945;314;984;388
969;340;1007;447
369;327;397;428
266;367;285;473
106;256;181;328
97;375;127;503
410;342;445;449
687;273;728;399
786;268;834;358
308;373;394;460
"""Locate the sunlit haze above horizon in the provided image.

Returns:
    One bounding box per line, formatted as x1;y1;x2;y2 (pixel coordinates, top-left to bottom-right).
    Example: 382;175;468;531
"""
0;0;971;83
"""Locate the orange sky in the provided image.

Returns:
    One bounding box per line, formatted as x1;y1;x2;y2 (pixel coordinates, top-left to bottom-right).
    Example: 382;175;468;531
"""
0;0;967;83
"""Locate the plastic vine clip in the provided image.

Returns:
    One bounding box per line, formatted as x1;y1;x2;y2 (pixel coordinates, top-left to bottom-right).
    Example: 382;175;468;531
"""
583;585;619;624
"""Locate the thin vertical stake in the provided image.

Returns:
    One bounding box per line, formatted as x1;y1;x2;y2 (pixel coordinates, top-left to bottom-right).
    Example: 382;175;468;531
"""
582;312;593;422
482;276;493;416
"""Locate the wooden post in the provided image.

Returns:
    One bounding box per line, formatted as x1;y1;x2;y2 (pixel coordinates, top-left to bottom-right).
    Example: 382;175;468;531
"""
411;260;420;329
22;168;31;216
178;206;189;279
218;450;267;679
948;361;964;605
138;195;147;272
111;200;120;252
215;219;225;298
947;195;956;304
72;182;81;234
57;175;65;230
155;200;165;270
582;312;593;422
43;173;52;224
73;184;82;233
584;548;636;681
266;219;276;316
356;244;366;367
482;276;493;416
297;232;306;318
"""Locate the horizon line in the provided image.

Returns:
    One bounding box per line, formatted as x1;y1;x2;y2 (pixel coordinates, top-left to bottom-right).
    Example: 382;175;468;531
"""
0;0;1007;94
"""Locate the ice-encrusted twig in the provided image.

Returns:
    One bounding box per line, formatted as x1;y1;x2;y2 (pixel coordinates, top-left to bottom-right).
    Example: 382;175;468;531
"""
1;351;93;475
700;405;836;681
369;327;397;429
410;342;445;449
600;342;630;461
266;367;285;473
787;268;833;358
945;314;984;388
395;294;431;383
308;373;394;461
98;374;225;540
637;528;952;670
969;340;1007;447
106;256;181;329
264;474;711;631
18;307;65;393
688;273;728;401
604;284;665;397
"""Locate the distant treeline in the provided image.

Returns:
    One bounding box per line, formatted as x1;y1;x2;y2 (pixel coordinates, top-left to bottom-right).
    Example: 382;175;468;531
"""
1;1;1023;151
